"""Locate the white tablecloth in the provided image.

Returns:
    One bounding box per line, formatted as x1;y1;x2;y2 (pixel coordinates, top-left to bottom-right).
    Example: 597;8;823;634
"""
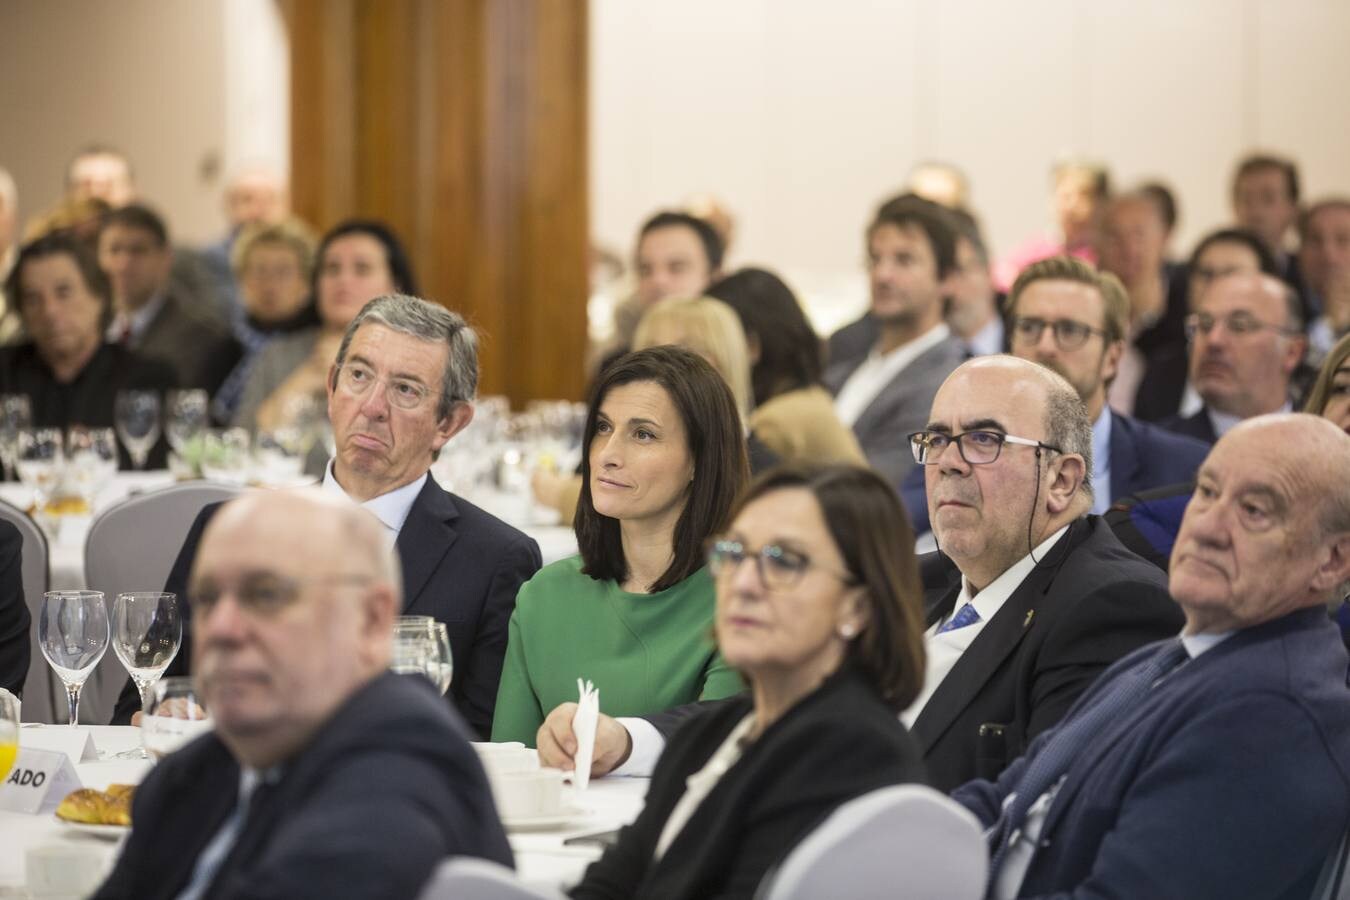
1;474;578;592
0;726;645;896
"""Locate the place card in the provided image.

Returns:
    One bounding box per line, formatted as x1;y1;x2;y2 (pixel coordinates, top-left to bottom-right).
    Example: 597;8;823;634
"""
21;727;99;763
0;748;83;814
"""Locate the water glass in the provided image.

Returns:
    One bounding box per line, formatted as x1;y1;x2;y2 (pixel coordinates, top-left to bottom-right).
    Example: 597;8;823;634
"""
0;394;32;481
112;592;182;720
115;390;162;470
165;389;210;457
141;677;212;759
17;428;65;516
37;591;109;726
391;617;440;685
200;428;252;484
65;425;118;505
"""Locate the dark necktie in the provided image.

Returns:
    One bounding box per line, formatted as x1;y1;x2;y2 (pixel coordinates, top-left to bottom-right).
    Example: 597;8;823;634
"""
985;639;1190;887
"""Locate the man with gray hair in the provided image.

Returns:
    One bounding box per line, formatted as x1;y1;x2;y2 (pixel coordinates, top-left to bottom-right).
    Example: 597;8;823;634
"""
113;294;542;737
961;414;1350;899
537;356;1181;792
93;489;510;900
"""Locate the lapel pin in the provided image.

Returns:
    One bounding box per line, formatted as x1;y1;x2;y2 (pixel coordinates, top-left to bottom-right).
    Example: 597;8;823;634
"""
1024;609;1036;628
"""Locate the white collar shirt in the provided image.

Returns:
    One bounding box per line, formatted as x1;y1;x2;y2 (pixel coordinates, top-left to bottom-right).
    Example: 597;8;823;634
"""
965;316;1004;358
107;291;168;345
321;460;425;542
1207;401;1290;439
834;322;951;428
901;525;1071;727
1090;409;1112;515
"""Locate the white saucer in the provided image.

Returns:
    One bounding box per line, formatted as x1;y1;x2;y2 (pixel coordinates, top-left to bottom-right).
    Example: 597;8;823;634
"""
55;818;130;841
501;803;588;832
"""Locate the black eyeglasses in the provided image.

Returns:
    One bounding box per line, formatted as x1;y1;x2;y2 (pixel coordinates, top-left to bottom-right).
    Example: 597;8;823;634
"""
908;430;1061;466
1010;316;1109;350
706;539;855;590
1184;312;1301;341
192;573;375;618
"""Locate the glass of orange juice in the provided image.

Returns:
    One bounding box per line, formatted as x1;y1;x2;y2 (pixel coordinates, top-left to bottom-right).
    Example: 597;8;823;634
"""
0;688;18;781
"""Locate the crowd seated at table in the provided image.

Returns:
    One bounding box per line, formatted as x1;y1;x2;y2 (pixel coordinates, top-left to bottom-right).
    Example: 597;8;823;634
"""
0;144;1349;900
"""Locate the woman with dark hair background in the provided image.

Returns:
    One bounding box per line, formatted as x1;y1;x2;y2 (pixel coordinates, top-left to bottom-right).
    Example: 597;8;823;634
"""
707;267;865;466
571;464;926;900
492;346;748;744
232;218;417;433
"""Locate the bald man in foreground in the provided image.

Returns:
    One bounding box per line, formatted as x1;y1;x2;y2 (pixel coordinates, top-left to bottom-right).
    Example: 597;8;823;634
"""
961;414;1350;899
94;490;511;900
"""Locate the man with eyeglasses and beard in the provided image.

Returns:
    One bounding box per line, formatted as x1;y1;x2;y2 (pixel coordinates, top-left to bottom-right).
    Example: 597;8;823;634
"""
1160;272;1308;444
538;356;1182;792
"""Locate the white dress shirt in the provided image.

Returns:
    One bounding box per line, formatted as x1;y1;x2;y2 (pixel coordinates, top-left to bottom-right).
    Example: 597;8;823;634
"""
1207;401;1291;440
321;461;426;542
834;323;951;428
992;629;1235;899
964;316;1004;358
901;526;1070;727
1090;409;1112;515
106;292;167;345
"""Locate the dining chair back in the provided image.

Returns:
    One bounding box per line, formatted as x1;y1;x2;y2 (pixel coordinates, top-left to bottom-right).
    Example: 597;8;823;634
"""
0;498;56;722
417;858;564;900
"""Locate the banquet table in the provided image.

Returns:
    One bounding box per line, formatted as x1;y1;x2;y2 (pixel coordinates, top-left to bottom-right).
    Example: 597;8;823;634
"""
0;726;646;897
0;472;578;591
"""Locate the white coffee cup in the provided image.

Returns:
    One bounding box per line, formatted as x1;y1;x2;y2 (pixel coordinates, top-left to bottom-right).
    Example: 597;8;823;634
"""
480;749;541;777
491;768;568;820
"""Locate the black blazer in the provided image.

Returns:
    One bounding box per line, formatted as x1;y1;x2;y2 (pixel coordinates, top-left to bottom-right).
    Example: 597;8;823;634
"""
573;665;924;900
92;673;512;900
111;474;542;737
912;516;1183;791
0;520;27;697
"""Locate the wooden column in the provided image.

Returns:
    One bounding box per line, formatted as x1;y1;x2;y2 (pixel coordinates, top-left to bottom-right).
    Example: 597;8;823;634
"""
281;0;589;405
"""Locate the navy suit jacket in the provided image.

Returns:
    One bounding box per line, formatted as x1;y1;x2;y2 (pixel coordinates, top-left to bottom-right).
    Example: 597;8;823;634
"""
954;607;1350;900
901;412;1209;535
111;473;541;737
93;673;512;900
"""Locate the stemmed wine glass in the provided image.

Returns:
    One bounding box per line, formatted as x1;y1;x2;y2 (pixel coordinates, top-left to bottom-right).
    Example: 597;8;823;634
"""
112;592;182;724
65;425;118;508
115;390;161;470
0;689;18;781
37;590;109;726
165;390;209;459
0;394;32;482
16;427;64;517
391;617;443;689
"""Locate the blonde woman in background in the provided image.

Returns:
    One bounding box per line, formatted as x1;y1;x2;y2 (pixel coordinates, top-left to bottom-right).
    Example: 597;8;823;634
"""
534;295;777;520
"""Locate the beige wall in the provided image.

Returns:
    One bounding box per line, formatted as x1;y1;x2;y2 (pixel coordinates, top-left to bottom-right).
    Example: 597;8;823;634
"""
0;0;287;246
590;0;1350;330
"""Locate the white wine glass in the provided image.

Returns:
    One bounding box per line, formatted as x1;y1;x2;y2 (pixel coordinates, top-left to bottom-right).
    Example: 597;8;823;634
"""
65;425;118;507
16;427;64;516
0;394;32;482
112;592;182;731
115;390;161;471
165;389;209;457
37;590;109;726
391;617;439;685
141;677;212;759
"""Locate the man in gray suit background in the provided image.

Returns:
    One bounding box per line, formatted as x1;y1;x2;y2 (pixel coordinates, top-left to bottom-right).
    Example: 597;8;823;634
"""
825;196;968;490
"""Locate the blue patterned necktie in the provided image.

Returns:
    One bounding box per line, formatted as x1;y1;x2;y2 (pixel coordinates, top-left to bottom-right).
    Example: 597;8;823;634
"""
937;602;982;635
985;639;1191;888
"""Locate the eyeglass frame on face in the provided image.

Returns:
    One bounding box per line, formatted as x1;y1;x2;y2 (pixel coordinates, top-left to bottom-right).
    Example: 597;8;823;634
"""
191;572;376;619
1184;311;1302;342
706;538;857;591
908;429;1062;466
333;361;442;411
1009;315;1110;351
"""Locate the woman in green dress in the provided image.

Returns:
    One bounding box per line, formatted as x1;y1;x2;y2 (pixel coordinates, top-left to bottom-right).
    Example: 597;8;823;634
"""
492;346;749;744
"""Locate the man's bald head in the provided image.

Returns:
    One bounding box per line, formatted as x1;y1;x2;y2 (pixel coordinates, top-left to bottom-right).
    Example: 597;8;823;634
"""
923;356;1094;590
191;489;401;768
1170;414;1350;634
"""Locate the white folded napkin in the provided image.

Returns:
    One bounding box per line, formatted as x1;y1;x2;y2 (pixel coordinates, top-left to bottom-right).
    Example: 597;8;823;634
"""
571;678;599;790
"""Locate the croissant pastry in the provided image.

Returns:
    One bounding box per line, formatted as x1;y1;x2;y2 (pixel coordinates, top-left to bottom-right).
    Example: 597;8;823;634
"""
55;785;137;825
